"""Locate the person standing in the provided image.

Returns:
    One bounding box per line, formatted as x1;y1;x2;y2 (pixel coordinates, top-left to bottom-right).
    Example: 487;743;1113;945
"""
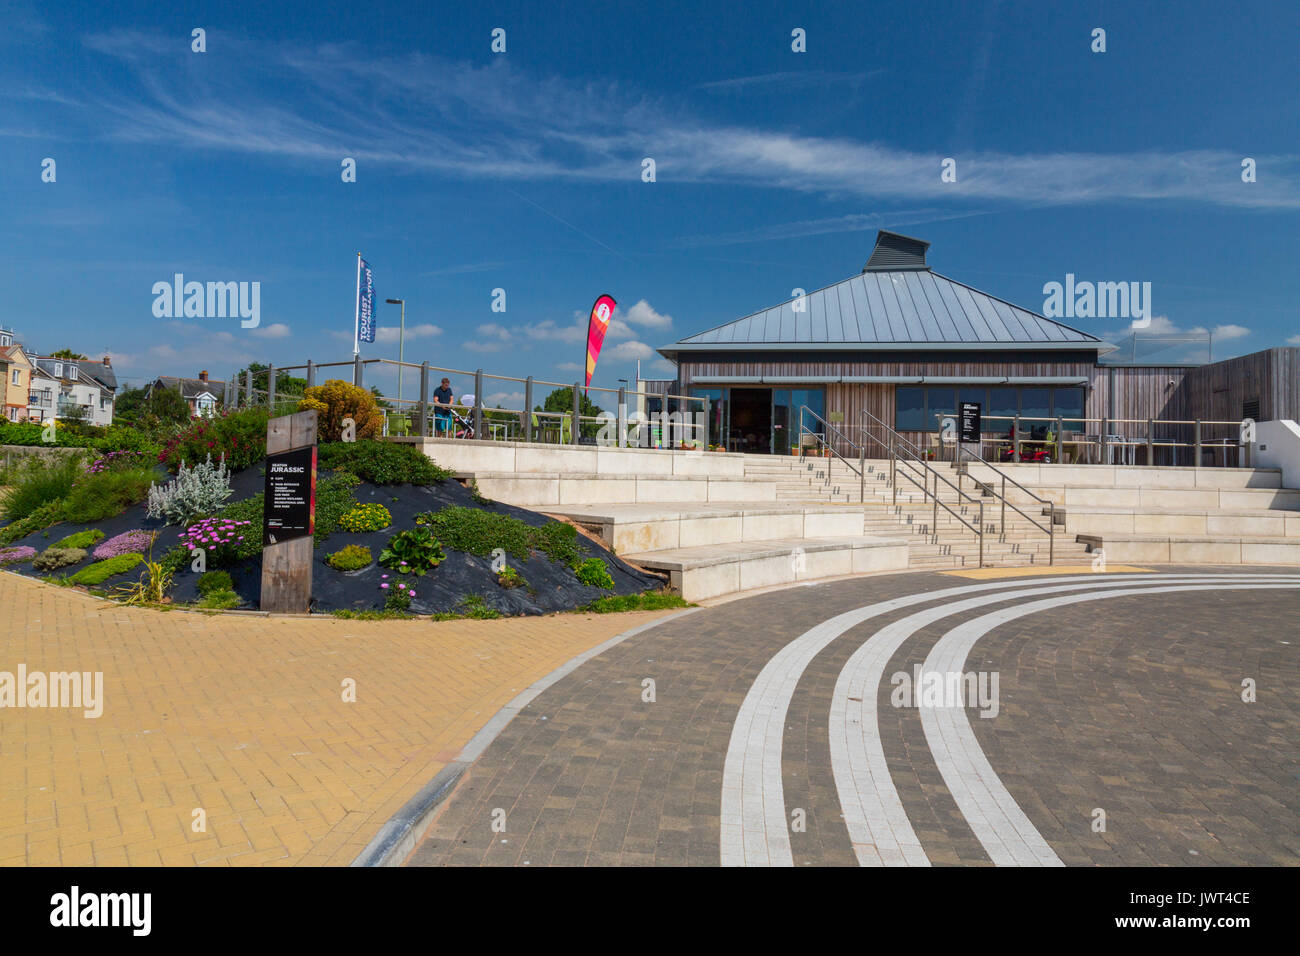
433;377;454;436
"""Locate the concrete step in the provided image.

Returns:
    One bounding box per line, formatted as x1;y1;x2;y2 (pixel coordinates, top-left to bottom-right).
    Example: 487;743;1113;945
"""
623;536;910;601
547;502;875;553
1075;533;1300;566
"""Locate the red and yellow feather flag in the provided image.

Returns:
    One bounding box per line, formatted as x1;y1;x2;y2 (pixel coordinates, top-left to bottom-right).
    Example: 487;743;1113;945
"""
584;293;617;393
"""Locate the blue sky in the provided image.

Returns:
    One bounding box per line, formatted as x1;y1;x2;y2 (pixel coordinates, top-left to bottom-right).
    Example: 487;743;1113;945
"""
2;0;1298;407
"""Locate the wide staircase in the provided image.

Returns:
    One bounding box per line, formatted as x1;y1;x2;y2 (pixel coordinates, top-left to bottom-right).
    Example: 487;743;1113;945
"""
740;453;1089;569
413;432;1300;602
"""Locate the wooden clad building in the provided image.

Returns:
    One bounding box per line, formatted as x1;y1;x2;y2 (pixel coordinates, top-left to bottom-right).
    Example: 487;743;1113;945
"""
655;231;1300;465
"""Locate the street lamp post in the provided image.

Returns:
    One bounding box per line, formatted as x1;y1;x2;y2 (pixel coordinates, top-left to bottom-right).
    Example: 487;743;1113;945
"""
385;298;405;413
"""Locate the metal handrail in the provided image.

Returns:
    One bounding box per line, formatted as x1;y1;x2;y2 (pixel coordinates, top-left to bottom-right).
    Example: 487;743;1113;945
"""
797;405;867;502
952;443;1055;564
857;408;987;565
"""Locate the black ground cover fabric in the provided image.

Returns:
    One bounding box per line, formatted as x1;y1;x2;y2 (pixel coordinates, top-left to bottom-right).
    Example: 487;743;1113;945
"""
1;461;663;615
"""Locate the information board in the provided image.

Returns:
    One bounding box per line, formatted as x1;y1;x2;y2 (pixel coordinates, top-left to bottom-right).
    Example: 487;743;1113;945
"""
263;445;317;545
960;402;982;443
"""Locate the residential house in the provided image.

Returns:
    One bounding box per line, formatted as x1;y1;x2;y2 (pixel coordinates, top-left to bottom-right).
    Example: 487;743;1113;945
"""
146;370;225;417
0;327;33;422
27;356;112;426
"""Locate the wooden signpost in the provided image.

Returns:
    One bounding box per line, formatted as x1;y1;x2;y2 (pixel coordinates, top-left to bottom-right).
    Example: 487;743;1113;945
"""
260;410;318;614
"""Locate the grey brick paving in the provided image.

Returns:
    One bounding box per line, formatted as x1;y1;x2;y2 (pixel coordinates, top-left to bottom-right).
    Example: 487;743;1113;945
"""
406;566;1300;866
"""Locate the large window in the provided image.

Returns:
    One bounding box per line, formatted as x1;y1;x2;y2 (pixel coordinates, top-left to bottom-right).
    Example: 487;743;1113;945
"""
895;387;926;431
895;384;1088;432
1052;387;1085;423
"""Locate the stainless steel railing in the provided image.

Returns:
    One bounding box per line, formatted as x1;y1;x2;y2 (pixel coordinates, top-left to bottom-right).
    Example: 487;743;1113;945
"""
854;408;988;566
951;443;1055;565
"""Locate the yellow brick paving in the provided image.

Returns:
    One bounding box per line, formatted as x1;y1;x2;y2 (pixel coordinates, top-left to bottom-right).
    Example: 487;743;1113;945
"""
0;572;679;867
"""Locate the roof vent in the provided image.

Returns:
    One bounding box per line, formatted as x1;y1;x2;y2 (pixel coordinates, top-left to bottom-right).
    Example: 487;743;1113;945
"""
864;230;931;272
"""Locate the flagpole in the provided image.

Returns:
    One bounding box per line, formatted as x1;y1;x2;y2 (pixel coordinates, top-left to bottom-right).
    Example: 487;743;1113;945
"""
353;252;362;356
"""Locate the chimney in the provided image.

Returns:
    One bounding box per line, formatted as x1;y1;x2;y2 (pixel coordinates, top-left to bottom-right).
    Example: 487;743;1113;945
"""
863;230;931;273
102;356;111;367
199;370;208;382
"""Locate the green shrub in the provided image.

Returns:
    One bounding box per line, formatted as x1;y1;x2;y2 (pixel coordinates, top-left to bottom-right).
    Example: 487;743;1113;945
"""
579;591;691;613
68;554;144;586
197;589;241;610
159;407;270;473
158;545;192;575
61;468;157;522
332;608;413;620
196;570;234;595
496;566;526;589
534;521;581;566
33;547;87;571
460;594;501;619
0;453;85;520
378;528;446;576
574;557;615;589
384;589;411;611
313;473;361;542
317;440;451;485
53;528;105;549
415;507;582;566
90;425;163;459
0;420;96;448
326;544;372;571
467;478;493;504
0;500;66;544
338;502;391;532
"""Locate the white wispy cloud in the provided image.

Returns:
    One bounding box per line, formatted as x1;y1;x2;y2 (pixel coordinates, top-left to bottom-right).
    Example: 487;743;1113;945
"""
696;70;880;92
621;299;673;329
374;323;441;343
605;340;654;361
251;323;291;338
464;322;513;352
65;30;1300;209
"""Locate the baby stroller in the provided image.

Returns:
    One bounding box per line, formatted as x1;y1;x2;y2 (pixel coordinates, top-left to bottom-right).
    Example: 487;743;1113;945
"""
451;407;475;440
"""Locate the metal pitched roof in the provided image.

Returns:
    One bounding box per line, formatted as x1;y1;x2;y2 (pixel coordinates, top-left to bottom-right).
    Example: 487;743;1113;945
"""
665;268;1099;355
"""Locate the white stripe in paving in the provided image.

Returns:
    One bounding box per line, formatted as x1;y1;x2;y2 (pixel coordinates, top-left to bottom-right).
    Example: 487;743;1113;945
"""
920;581;1300;866
721;572;1300;867
828;574;1299;866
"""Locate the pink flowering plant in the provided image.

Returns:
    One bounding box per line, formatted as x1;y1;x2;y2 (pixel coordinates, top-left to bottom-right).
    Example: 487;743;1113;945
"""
380;574;417;611
0;545;37;566
86;449;148;475
93;529;156;560
179;516;252;568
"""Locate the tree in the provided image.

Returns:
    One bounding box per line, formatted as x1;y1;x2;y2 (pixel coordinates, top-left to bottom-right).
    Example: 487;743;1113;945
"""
233;362;308;404
112;385;149;426
50;349;88;360
146;385;193;425
536;387;607;439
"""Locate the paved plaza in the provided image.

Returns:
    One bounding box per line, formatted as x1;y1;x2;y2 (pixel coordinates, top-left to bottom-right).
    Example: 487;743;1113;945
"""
407;566;1300;866
0;572;679;866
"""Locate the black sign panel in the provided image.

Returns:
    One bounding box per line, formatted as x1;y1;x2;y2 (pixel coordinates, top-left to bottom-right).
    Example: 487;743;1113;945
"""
959;402;982;443
263;445;317;545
